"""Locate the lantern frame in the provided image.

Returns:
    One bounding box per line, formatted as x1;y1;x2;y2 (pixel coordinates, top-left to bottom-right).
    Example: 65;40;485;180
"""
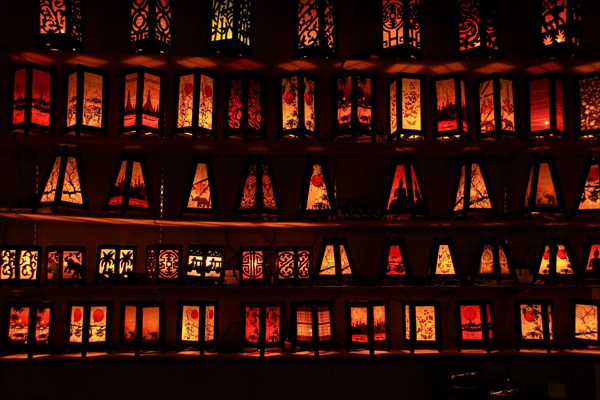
514;300;554;353
380;238;412;284
298;157;337;220
313;237;355;285
173;68;217;139
4;302;55;358
45;246;86;285
65;301;113;357
380;0;423;59
533;236;578;284
242;302;285;357
64;65;108;137
279;70;319;140
184;244;225;285
120;66;165;138
387;73;426;142
334;69;376;142
474;237;516;285
345;300;390;354
381;156;427;220
573;155;600;215
0;246;43;286
223;70;265;140
96;245;137;284
176;301;219;355
36;0;83;52
120;301;164;356
239;246;272;285
451;156;497;218
476;73;518;141
145;244;183;283
290;301;335;356
235;155;281;220
526;74;565;140
576;71;600;140
569;300;600;348
522;155;566;217
457;0;499;59
296;0;337;58
130;0;173;54
582;238;600;283
274;247;312;285
427;237;461;286
403;301;442;353
455;301;494;352
181;155;219;217
536;0;582;58
432;74;469;141
210;0;253;57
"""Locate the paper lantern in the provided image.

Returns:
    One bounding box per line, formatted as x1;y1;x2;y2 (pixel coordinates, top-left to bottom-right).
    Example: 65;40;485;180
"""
0;247;42;285
515;300;554;352
381;0;423;59
335;69;375;141
298;157;337;219
239;247;271;285
380;238;412;283
428;237;461;285
297;0;336;58
404;301;442;353
224;70;265;139
455;301;493;352
582;238;600;282
235;156;280;220
121;302;164;355
275;247;312;284
145;245;182;283
120;66;164;138
574;156;600;214
522;155;565;216
177;301;218;355
432;74;469;141
477;74;517;140
452;157;495;216
10;63;54;136
382;157;427;220
210;0;252;56
570;300;599;348
387;73;425;142
537;0;582;58
104;150;154;216
64;65;108;137
45;246;86;285
130;0;172;53
577;72;600;140
290;302;334;356
527;74;565;139
66;302;112;356
474;237;515;285
5;302;54;358
181;156;218;217
279;70;318;140
174;68;216;139
314;237;355;285
346;301;389;354
534;236;576;284
457;0;498;58
36;0;82;51
96;245;136;284
184;245;225;284
242;302;285;356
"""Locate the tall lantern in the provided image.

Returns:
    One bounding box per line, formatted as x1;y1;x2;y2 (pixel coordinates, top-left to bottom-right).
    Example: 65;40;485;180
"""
515;300;554;352
404;301;442;353
570;300;599;348
177;301;218;355
380;238;412;284
174;69;216;139
45;246;86;285
239;247;272;285
235;156;280;220
120;66;164;138
297;0;336;58
275;247;312;284
477;74;517;140
577;73;600;140
130;0;172;53
428;237;461;285
65;65;108;137
36;0;83;51
538;0;582;58
534;236;576;284
457;0;498;58
574;156;600;214
280;70;318;140
224;71;265;140
66;302;112;357
522;155;565;216
145;245;182;283
182;156;218;217
387;73;425;142
432;74;469;141
298;157;337;219
382;157;427;220
290;302;335;356
10;63;54;136
210;0;252;56
381;0;423;59
451;157;495;217
185;245;225;284
583;239;600;282
5;302;54;358
335;69;375;142
243;302;285;357
0;246;42;285
314;237;355;285
96;245;137;284
104;151;154;216
527;74;565;140
121;302;164;355
346;301;389;354
455;301;494;352
474;237;515;285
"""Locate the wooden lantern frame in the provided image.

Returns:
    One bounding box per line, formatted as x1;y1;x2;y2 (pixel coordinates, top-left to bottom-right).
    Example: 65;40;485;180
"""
64;64;108;137
451;156;496;217
120;301;165;356
432;73;469;141
173;68;217;139
380;237;412;284
296;0;337;58
45;245;86;285
474;237;516;285
387;73;426;142
403;301;442;353
65;301;113;357
120;66;165;138
345;300;390;354
455;300;494;352
0;246;43;286
380;0;423;59
242;302;285;357
533;236;578;284
427;237;461;286
96;245;137;284
298;157;337;220
274;247;312;285
4;301;55;358
515;299;554;353
130;0;172;54
223;70;265;140
334;69;376;142
145;244;183;283
476;73;518;141
569;299;600;349
235;155;280;220
176;301;219;355
239;246;272;285
184;244;225;284
210;0;253;56
290;301;335;356
36;0;83;51
279;70;319;140
313;237;355;285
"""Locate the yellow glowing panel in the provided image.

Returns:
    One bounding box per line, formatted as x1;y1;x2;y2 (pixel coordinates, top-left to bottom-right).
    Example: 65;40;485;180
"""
479;244;494;274
468;164;491;209
578;165;600;210
282;76;299;130
66;72;78;127
318;245;336;275
339;245;351;275
415;305;436;341
187;163;212;209
211;0;235;42
539;245;551;275
575;304;598;341
402;78;421;130
306;164;331;210
199;74;214;130
89;306;107;343
0;250;16;280
435;244;456;275
98;248;116;277
556;244;574;275
40;158;61;203
142;307;160;342
177;73;194;128
20;249;39;281
181;305;200;342
534;163;558;209
69;306;84;343
124;306;137;342
60;157;83;204
83;72;103;128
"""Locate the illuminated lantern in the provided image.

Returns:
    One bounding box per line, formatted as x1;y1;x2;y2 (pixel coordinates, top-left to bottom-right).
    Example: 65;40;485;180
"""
5;302;54;358
242;302;285;356
515;300;554;352
104;150;154;216
452;157;495;217
537;0;582;58
10;63;54;136
239;247;271;285
177;301;218;355
527;74;565;139
455;301;493;352
432;74;469;141
224;71;265;140
120;66;164;138
210;0;253;56
314;237;355;285
428;237;461;285
570;300;599;348
346;301;389;354
290;302;334;356
403;301;442;353
381;0;423;59
182;156;218;217
477;74;517;140
36;0;82;51
297;0;336;58
0;246;42;285
298;158;337;219
45;246;86;284
64;65;107;137
457;0;498;58
577;72;600;140
275;247;312;284
522;155;565;216
130;0;172;54
66;302;112;357
335;70;375;142
574;156;600;214
235;156;280;220
174;69;216;139
121;302;164;355
387;73;425;142
475;237;515;285
184;245;225;284
382;157;426;220
279;70;318;140
534;236;576;284
582;239;600;282
145;245;182;283
96;245;136;284
380;238;412;283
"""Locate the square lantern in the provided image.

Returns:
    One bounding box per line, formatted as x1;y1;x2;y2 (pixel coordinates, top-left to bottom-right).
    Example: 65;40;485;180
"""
242;302;285;357
239;247;272;285
381;0;423;59
5;302;54;358
452;157;496;217
235;156;280;220
574;156;600;214
455;301;494;352
66;302;112;356
382;157;427;220
280;70;318;140
36;0;83;51
475;237;516;285
177;301;218;355
582;238;600;282
522;155;565;216
387;73;425;142
297;0;336;58
298;157;337;219
346;301;389;354
145;244;182;283
515;300;554;352
210;0;253;56
184;245;225;284
64;65;108;137
275;247;312;284
537;0;582;58
314;237;355;285
120;66;164;138
432;74;469;141
577;72;600;140
121;302;164;355
182;156;219;217
10;63;54;136
224;71;265;140
45;246;86;285
96;245;137;284
404;301;442;353
534;236;577;284
428;237;461;285
0;246;42;285
174;69;216;139
457;0;499;58
335;70;375;142
104;150;154;216
477;74;517;140
527;74;565;139
290;302;334;356
570;300;599;348
130;0;172;54
380;238;412;284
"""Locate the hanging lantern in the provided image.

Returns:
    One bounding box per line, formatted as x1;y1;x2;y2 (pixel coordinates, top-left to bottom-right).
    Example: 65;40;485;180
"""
145;245;182;283
96;245;136;284
428;237;461;285
574;156;600;214
0;246;42;285
346;301;389;354
382;157;426;220
181;156;218;217
455;301;494;352
381;0;423;59
387;73;425;142
36;0;83;51
314;237;355;285
66;302;112;357
537;0;582;58
570;300;599;348
130;0;172;53
121;302;164;355
515;300;554;352
242;302;285;357
432;74;469;141
224;70;265;140
582;239;600;282
290;302;334;356
177;301;218;355
275;247;312;284
184;245;225;284
452;157;495;217
457;0;498;58
120;66;164;138
522;155;565;216
239;247;271;285
404;301;442;353
534;236;576;284
380;238;412;283
577;72;600;140
477;74;517;140
46;246;86;285
210;0;253;56
235;156;280;220
527;74;565;139
104;151;154;216
5;302;54;358
298;157;337;219
297;0;336;58
174;69;216;139
10;63;54;136
474;237;515;285
335;70;375;141
64;65;108;137
279;70;318;140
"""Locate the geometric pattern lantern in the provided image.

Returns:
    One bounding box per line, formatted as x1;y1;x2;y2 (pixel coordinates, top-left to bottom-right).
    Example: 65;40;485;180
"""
10;63;54;136
570;300;599;348
523;155;565;216
298;158;337;219
433;74;469;141
528;75;565;140
145;244;182;283
65;65;107;137
346;301;389;355
36;0;83;52
380;238;412;283
297;0;336;58
314;237;355;285
428;237;461;285
182;156;218;217
66;302;112;357
335;69;375;142
210;0;252;56
5;302;54;358
174;68;216;139
387;73;425;142
0;246;42;285
130;0;172;54
477;74;516;140
236;156;280;220
381;0;423;59
290;302;334;356
475;237;515;285
239;247;271;285
458;0;498;58
515;300;554;353
577;73;600;140
275;247;312;284
538;0;582;58
382;157;426;220
121;66;164;138
452;158;495;217
574;156;600;214
280;70;318;140
224;71;265;140
177;301;218;355
96;245;137;284
104;151;154;216
45;246;86;285
535;236;576;284
121;302;164;355
455;301;494;352
583;239;600;282
243;302;285;357
403;301;442;353
184;245;225;284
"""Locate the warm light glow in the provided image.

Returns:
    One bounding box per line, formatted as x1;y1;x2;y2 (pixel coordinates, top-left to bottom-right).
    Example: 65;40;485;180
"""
538;242;574;275
434;244;456;275
579;75;600;134
142;307;160;342
479;77;515;134
460;305;484;340
519;303;552;340
61;250;84;281
586;244;600;272
386;245;406;276
124;306;137;342
89;306;107;343
277;249;311;280
176;72;214;133
297;0;335;56
574;303;598;341
97;246;135;281
130;0;172;50
242;250;265;281
533;162;559;209
406;305;436;341
541;0;576;47
479;244;494;274
123;73;138;127
0;249;16;281
265;307;281;343
454;163;492;211
157;248;180;279
181;305;201;342
382;0;421;55
9;307;30;343
350;306;368;343
306;164;332;210
35;307;51;342
296;307;313;341
458;0;498;53
530;78;564;135
261;164;277;210
186;162;214;210
373;305;386;341
436;79;458;132
0;248;40;283
245;306;260;343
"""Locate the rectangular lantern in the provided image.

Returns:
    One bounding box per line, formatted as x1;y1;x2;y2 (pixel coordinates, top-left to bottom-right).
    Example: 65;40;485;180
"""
477;74;516;140
243;302;285;356
66;302;112;357
275;247;312;284
224;70;265;140
174;69;216;139
433;74;469;141
570;300;599;348
528;75;565;139
5;302;54;358
577;72;600;140
538;0;582;58
381;0;423;58
404;301;442;353
130;0;172;53
0;246;42;285
37;0;83;51
240;247;271;285
185;245;225;284
96;245;136;283
388;73;425;142
65;65;108;137
10;63;54;136
177;301;218;355
458;0;498;58
515;300;554;352
380;238;412;283
280;70;318;140
46;246;86;285
182;156;219;217
145;245;182;283
346;301;389;354
121;302;164;355
335;70;375;142
210;0;252;56
455;301;493;352
290;302;334;356
121;66;164;138
428;237;461;285
297;0;336;58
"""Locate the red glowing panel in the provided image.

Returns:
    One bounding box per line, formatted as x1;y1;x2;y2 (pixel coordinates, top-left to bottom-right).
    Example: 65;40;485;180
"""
282;76;299;130
579;165;600;210
69;305;84;343
434;244;456;275
240;164;257;210
60;157;83;204
181;305;200;342
108;161;127;206
296;307;312;341
317;307;331;340
524;168;533;208
124;306;137;342
158;248;179;279
386;245;406;276
534;163;558;209
12;69;26;125
415;305;436;341
199;75;214;130
242;250;264;281
337;76;352;128
89;306;107;343
8;307;30;343
436;79;457;131
530;79;551;132
460;305;483;340
205;305;215;341
265;307;281;343
61;250;84;281
373;305;386;341
82;72;104;128
586;244;600;271
357;77;372;129
141;72;161;129
519;304;547;340
128;161;149;208
123;73;138;127
248;79;262;132
387;164;407;211
31;69;51;127
350;306;368;343
245;306;260;343
306;164;331;210
35;307;51;343
142;307;160;342
574;303;598;341
261;164;277;210
556;80;564;131
486;304;493;339
0;250;16;281
187;163;213;210
40;0;67;34
227;78;242;130
66;73;78;128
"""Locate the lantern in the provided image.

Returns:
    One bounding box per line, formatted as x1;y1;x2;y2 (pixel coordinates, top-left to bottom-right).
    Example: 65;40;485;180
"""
242;302;285;356
66;302;112;357
280;70;318;140
381;0;423;59
534;236;576;284
290;302;334;356
224;70;265;139
239;247;271;285
130;0;172;53
275;247;312;284
527;74;565;139
184;245;225;284
64;65;107;137
314;237;355;285
537;0;582;58
382;157;426;220
182;156;218;217
452;157;495;217
96;245;136;284
574;156;600;214
404;301;442;353
5;302;54;358
387;73;425;142
297;0;336;58
177;301;218;355
477;74;517;140
104;151;154;216
457;0;498;58
120;66;164;138
455;301;493;352
0;246;42;285
346;301;389;354
235;156;280;220
145;245;182;283
36;0;82;51
515;300;554;352
582;238;600;282
522;155;565;216
210;0;253;56
45;246;86;285
380;238;412;283
335;70;375;141
432;74;469;141
570;300;599;348
174;69;216;139
298;157;337;219
428;237;461;285
10;63;54;136
121;302;164;355
577;72;600;140
474;237;515;285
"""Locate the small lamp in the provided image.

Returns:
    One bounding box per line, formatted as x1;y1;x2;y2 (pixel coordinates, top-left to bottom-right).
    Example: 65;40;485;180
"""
314;237;355;285
403;301;442;353
527;74;565;140
10;63;54;136
537;0;582;58
576;72;600;140
476;74;517;140
242;302;285;356
522;155;565;216
184;245;225;284
387;73;425;142
0;247;42;285
235;156;280;220
145;245;182;283
346;301;389;354
279;70;318;140
290;302;334;356
297;0;336;58
121;301;164;355
104;150;154;216
174;68;216;139
474;237;515;285
457;0;498;58
36;0;83;51
335;69;375;142
275;247;312;284
582;239;600;282
45;246;86;285
574;156;600;214
223;70;265;140
381;0;423;59
96;245;136;284
380;238;412;284
64;65;108;137
120;66;164;138
455;301;493;352
239;247;271;285
534;236;576;284
130;0;172;53
382;157;427;220
5;302;54;358
432;74;469;141
570;300;599;348
428;237;461;285
451;157;495;217
182;156;218;217
66;302;112;357
177;301;218;355
210;0;253;56
298;158;337;219
515;300;554;353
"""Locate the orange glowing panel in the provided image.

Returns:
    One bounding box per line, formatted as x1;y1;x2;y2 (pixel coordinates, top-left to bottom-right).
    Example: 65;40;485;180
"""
59;157;84;205
436;78;457;132
297;0;336;57
142;307;160;342
459;305;483;340
317;307;332;340
261;164;277;210
335;70;374;141
245;306;260;343
519;303;553;340
185;162;215;211
318;245;337;276
350;306;368;343
574;303;598;341
337;75;352;129
35;307;51;343
525;161;560;211
306;164;332;211
382;0;422;58
39;158;61;204
265;307;281;343
181;305;201;342
123;306;137;342
241;249;265;281
121;67;164;137
434;244;456;275
280;72;317;139
38;0;83;51
578;164;600;211
205;305;216;341
12;69;26;125
479;244;494;274
81;72;104;128
400;77;422;132
373;305;386;341
131;0;172;53
296;307;312;341
175;70;215;138
538;241;575;276
478;76;515;139
454;163;492;212
578;74;600;138
61;250;84;281
65;67;106;136
141;73;161;129
8;307;30;343
106;152;153;215
458;0;498;55
89;306;108;343
405;305;436;341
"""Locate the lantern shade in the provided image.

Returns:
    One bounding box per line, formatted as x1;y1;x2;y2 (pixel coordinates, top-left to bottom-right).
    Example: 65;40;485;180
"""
527;75;565;139
239;247;271;285
522;155;565;216
210;0;253;56
96;245;137;284
145;245;182;283
452;157;495;217
570;300;599;348
432;74;469;141
10;63;54;136
177;301;218;355
582;238;600;282
64;65;108;137
120;302;164;355
104;151;154;216
290;302;334;356
314;237;355;285
403;301;442;353
387;73;425;142
181;156;218;217
37;0;83;51
235;156;280;220
577;72;600;140
298;158;337;219
515;300;554;352
130;0;172;53
477;74;517;140
46;246;86;285
474;237;516;285
279;70;318;140
66;302;112;356
120;66;164;138
428;237;461;285
380;238;412;283
537;0;582;58
242;302;285;356
381;0;423;59
174;69;216;139
224;70;265;140
382;157;427;220
275;247;312;284
5;302;54;358
0;247;42;285
534;236;577;284
346;301;389;354
297;0;336;58
335;69;375;142
184;245;225;284
455;301;494;352
457;0;498;58
574;156;600;214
